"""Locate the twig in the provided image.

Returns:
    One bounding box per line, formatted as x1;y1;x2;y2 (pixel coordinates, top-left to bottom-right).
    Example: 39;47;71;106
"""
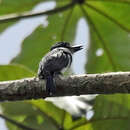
0;1;76;23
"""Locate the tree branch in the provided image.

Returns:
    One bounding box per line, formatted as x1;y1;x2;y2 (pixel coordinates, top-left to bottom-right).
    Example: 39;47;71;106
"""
0;1;75;23
1;72;130;101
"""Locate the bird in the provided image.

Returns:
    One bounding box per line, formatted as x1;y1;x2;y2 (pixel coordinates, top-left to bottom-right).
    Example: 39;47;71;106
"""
38;42;83;95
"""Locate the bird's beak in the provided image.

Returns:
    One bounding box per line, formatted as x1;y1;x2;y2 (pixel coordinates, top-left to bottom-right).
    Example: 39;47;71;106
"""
71;45;83;53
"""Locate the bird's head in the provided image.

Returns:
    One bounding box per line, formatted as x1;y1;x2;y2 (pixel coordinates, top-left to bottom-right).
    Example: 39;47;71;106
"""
50;42;83;53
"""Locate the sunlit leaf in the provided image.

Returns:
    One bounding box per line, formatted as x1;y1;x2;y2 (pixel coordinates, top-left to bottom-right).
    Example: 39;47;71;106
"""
2;101;57;130
30;99;87;130
81;1;130;130
84;1;130;73
74;94;130;130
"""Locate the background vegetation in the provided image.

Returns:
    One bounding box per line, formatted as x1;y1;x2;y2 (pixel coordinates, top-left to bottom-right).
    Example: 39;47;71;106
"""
0;0;130;129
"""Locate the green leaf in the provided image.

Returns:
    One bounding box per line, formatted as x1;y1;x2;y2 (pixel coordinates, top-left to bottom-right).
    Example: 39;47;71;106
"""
30;99;64;126
79;2;130;130
30;99;87;130
12;4;82;72
83;1;130;73
2;99;87;130
74;94;130;130
0;64;34;81
2;101;58;130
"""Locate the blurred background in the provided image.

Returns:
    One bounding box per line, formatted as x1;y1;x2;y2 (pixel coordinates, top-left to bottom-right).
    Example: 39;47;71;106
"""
0;0;130;130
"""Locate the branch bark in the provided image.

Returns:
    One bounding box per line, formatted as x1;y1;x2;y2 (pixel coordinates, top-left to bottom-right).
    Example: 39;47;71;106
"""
0;72;130;101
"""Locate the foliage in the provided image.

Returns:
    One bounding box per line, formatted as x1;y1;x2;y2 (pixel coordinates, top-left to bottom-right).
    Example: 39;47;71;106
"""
0;0;130;130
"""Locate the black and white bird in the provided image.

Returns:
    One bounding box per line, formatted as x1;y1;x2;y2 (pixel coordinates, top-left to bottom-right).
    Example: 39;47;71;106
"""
38;42;83;94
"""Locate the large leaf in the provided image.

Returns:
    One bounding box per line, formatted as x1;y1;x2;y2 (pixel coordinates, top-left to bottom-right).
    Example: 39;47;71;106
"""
74;94;130;130
79;1;130;130
2;101;59;130
30;99;87;130
83;1;130;73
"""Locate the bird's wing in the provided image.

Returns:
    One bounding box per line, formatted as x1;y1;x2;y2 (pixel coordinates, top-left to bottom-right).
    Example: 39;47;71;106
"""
44;49;72;72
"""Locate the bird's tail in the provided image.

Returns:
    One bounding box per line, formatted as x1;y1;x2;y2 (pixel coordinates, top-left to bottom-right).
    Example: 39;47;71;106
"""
46;75;56;95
